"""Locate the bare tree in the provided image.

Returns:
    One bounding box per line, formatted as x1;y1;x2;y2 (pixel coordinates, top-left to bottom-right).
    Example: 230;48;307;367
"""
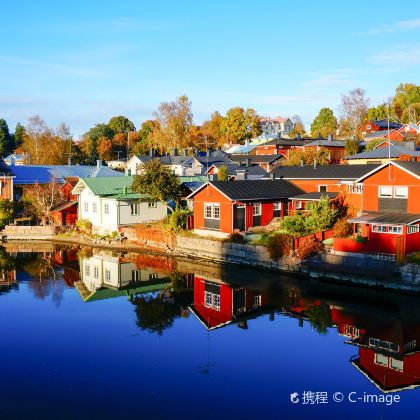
339;88;370;139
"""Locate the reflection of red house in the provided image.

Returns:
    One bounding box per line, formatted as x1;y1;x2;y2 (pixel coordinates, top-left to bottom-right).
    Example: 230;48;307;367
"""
190;277;266;330
188;180;303;235
53;249;80;287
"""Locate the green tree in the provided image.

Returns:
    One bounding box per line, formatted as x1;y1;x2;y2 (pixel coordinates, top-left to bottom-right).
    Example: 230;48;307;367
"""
367;104;389;121
131;159;181;212
0;119;13;156
217;165;229;181
220;107;261;144
310;108;337;138
14;122;26;148
0;200;16;228
392;83;420;118
344;139;361;156
81;123;115;163
365;138;385;151
132;120;159;155
108;115;135;132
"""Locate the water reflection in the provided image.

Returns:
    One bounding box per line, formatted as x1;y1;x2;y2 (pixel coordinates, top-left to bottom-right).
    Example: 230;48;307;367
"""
4;245;420;395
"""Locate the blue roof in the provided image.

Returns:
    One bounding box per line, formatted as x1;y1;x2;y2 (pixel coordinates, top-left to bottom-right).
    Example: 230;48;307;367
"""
12;164;123;185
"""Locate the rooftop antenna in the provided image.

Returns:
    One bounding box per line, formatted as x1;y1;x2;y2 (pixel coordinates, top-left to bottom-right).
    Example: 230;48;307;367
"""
387;99;391;181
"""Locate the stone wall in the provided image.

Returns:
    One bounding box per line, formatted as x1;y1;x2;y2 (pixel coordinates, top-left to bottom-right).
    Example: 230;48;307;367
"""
3;226;57;240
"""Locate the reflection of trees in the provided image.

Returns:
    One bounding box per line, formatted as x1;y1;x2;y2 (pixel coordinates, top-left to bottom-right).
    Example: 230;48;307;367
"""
305;304;332;335
132;272;193;335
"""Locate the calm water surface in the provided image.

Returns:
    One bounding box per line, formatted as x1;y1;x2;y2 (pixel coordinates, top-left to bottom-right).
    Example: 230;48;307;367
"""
0;244;419;420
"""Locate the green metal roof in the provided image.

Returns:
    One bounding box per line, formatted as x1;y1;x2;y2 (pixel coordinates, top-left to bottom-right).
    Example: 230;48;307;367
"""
81;176;134;196
179;175;208;183
107;192;151;201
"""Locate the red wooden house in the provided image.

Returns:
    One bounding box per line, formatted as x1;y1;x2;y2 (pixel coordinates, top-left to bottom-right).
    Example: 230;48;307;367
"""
335;161;420;257
302;139;346;163
188;180;304;235
50;181;78;226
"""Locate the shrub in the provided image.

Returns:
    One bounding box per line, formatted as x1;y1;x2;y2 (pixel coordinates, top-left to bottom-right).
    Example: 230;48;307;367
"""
224;233;246;244
297;237;324;260
76;219;92;234
355;235;367;243
0;200;16;229
166;208;192;233
267;233;292;260
333;218;352;238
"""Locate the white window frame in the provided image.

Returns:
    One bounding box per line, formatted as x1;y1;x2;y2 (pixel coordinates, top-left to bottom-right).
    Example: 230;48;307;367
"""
379;186;393;197
204;291;221;311
408;225;419;234
131;203;139;216
92;202;97;213
394;186;408;199
93;266;99;279
252;202;261;216
132;270;140;282
104;203;109;214
371;224;402;234
84;202;89;212
85;264;90;276
148;202;158;208
273;201;282;211
204;203;220;219
296;201;304;210
318;185;328;193
104;269;111;282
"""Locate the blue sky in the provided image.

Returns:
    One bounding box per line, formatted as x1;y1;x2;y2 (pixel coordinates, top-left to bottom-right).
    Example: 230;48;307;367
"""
1;0;420;138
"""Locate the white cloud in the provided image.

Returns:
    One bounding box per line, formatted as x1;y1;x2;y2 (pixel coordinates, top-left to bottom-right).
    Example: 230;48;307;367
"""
371;45;420;67
352;18;420;36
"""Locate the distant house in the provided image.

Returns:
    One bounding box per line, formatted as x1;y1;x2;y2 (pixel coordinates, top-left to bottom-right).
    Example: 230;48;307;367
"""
0;158;15;200
3;153;28;166
303;138;347;163
228;154;283;171
125;152;203;176
345;141;420;165
188;180;303;236
72;176;167;234
364;129;412;142
359;120;403;137
260;117;294;135
255;137;318;157
398;123;419;136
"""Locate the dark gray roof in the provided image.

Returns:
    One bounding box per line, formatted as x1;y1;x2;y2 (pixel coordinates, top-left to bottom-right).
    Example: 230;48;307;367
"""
290;192;338;201
228;154;283;164
346;145;420;160
209;180;304;201
350;212;420;225
227;164;267;178
394;161;420;177
305;140;346;147
0;158;14;175
266;164;380;180
364;130;392;139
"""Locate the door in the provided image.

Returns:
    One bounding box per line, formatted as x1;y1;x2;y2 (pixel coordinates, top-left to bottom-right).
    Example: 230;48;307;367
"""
234;205;245;231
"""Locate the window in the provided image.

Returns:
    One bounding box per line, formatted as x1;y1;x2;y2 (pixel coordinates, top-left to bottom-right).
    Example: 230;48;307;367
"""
104;203;109;214
127;169;132;176
366;125;371;130
348;183;363;194
131;203;139;215
84;202;89;212
379;186;393;197
204;291;220;311
408;225;419;234
318;185;327;193
148;202;157;208
273;202;282;211
252;202;261;216
395;186;408;198
94;266;99;279
389;225;402;234
372;224;402;234
85;264;90;276
188;162;193;169
149;273;158;280
375;353;388;367
253;295;262;308
92;203;97;213
204;203;220;219
390;358;403;372
104;269;111;282
132;270;140;282
296;201;304;210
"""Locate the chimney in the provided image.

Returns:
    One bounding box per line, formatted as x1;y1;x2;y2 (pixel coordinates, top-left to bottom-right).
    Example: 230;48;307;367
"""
269;172;275;180
300;159;304;167
236;170;247;180
149;148;155;157
206;149;210;157
328;134;333;141
171;147;178;156
97;159;102;167
10;155;15;166
313;159;317;169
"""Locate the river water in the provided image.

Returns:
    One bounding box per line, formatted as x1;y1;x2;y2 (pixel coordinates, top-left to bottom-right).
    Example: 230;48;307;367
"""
0;244;419;419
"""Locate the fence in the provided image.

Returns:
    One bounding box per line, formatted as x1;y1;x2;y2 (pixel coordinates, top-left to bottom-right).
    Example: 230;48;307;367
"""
292;229;334;250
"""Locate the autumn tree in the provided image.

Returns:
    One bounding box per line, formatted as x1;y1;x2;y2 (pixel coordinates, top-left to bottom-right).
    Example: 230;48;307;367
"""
285;148;331;166
97;137;113;160
344;139;361;156
217;165;229;181
131;159;181;212
149;95;193;153
310;108;337;138
220;107;261;144
132;120;159;155
108;115;135;132
289;115;306;138
339;88;369;139
392;83;420;118
201;111;224;146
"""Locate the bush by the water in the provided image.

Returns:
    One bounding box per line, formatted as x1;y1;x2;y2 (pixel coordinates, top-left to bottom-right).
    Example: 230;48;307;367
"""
166;208;191;233
267;233;292;260
297;237;324;260
224;233;246;244
333;218;352;238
